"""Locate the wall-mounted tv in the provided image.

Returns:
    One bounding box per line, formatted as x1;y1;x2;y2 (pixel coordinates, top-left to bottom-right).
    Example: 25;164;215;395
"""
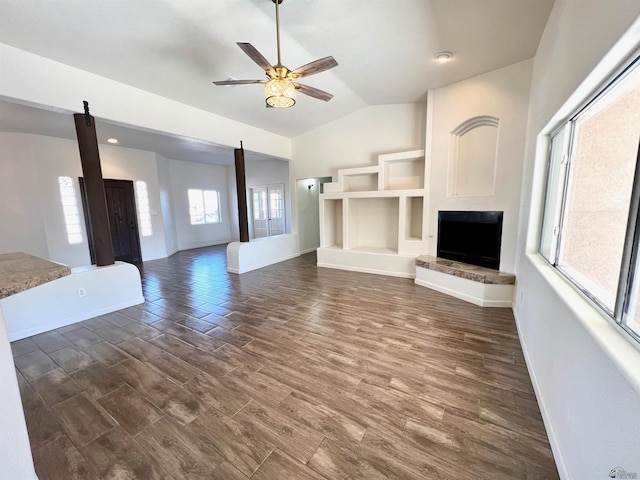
437;211;503;270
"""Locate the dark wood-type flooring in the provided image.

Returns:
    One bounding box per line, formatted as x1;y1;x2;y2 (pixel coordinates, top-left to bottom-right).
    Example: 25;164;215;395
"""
11;245;559;479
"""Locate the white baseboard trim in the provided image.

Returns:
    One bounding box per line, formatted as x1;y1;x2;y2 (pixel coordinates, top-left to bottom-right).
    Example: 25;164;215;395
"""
178;240;233;252
317;262;416;279
414;278;512;307
512;307;570;480
8;296;145;342
231;252;301;274
299;247;318;255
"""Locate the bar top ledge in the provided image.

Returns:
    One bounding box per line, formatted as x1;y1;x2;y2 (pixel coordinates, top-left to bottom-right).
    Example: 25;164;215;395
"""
415;255;515;285
0;252;71;300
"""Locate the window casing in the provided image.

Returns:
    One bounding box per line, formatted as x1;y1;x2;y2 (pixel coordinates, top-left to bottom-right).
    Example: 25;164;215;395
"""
539;55;640;343
58;176;83;244
188;189;221;225
135;181;153;237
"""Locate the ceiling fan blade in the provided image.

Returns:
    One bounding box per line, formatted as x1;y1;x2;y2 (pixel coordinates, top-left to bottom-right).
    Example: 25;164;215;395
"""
237;43;275;74
294;83;334;102
292;56;338;78
213;79;265;86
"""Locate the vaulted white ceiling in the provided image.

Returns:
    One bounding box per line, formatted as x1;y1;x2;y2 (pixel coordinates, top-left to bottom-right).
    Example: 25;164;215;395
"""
0;0;554;138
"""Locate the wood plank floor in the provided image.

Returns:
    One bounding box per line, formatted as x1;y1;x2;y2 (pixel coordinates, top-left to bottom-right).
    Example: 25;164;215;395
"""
11;245;559;479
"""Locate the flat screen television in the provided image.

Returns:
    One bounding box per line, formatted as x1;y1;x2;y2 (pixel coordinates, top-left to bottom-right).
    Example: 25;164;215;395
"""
437;211;503;270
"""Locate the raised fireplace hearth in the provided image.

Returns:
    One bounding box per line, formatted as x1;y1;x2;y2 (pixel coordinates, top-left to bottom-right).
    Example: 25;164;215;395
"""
414;255;515;307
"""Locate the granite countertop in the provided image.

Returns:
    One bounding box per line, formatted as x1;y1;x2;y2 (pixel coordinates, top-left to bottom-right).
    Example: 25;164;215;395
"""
415;255;515;285
0;252;71;300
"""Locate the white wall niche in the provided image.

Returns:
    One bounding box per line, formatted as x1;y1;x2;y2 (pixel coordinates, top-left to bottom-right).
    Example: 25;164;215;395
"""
346;197;399;253
320;198;344;248
383;157;425;190
405;196;424;241
448;115;500;197
342;172;378;192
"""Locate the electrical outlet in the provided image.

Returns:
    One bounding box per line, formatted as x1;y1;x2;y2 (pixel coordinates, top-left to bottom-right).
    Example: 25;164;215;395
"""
77;287;86;298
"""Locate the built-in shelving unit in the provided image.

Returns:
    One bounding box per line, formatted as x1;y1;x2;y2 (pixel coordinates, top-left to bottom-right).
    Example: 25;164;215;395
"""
318;150;427;278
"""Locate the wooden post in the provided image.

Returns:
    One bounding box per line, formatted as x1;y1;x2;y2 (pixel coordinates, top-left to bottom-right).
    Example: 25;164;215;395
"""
234;143;250;242
73;102;114;266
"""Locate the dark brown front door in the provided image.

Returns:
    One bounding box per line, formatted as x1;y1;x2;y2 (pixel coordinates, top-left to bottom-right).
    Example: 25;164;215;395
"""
81;178;142;264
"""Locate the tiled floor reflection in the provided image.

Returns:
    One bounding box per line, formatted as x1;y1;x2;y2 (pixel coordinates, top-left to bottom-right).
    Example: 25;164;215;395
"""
12;245;559;479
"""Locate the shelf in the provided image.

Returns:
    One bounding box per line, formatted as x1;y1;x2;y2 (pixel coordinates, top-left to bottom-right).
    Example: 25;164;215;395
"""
346;197;399;252
346;246;404;255
405;196;423;240
317;149;428;277
342;173;378;192
321;198;343;248
383;157;425;190
321;189;424;200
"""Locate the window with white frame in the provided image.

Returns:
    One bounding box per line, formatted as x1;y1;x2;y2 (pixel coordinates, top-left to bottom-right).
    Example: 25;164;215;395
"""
188;189;221;225
58;176;83;244
539;55;640;342
135;181;153;236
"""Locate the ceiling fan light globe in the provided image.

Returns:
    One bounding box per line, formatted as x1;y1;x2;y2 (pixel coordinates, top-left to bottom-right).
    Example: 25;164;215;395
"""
265;79;296;108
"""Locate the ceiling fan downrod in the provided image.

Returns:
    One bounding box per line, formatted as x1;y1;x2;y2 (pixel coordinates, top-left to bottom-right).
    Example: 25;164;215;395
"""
274;0;283;68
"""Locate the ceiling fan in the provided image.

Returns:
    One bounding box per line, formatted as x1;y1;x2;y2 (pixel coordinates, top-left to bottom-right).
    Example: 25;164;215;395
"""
213;0;338;108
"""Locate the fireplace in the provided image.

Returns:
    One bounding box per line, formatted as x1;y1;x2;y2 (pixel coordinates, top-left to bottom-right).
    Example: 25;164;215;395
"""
437;211;503;270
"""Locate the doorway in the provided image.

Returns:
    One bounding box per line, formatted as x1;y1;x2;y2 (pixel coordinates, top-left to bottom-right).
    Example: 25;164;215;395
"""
250;184;285;238
297;176;332;254
80;178;142;264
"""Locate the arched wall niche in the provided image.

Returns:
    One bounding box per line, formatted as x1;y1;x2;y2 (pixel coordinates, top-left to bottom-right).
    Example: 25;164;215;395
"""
448;115;500;197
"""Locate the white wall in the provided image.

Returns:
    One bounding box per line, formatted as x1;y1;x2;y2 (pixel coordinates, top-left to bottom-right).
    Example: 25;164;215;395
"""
427;60;533;273
0;308;37;480
3;262;144;341
156;154;179;256
0;133;51;260
169;159;233;250
296;177;331;254
515;3;640;479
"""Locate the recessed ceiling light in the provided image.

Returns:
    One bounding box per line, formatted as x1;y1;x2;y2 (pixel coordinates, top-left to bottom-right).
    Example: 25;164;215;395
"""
107;138;118;144
434;51;453;63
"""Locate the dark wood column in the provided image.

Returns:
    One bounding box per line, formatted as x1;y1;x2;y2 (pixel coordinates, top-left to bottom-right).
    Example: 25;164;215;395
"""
234;144;250;242
73;103;114;266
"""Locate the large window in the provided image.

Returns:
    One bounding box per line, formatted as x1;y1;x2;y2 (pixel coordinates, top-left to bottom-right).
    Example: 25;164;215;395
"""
188;189;221;225
58;176;83;244
135;181;153;237
539;56;640;342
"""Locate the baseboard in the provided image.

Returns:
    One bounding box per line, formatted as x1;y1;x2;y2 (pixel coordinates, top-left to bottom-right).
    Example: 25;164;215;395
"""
414;278;512;307
177;240;232;251
8;296;145;342
317;262;415;279
232;252;301;274
299;247;318;255
512;307;570;480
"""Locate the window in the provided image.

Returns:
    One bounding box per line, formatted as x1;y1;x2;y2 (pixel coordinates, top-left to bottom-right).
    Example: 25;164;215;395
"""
539;56;640;342
58;176;83;244
188;189;221;225
250;185;285;238
135;181;153;236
